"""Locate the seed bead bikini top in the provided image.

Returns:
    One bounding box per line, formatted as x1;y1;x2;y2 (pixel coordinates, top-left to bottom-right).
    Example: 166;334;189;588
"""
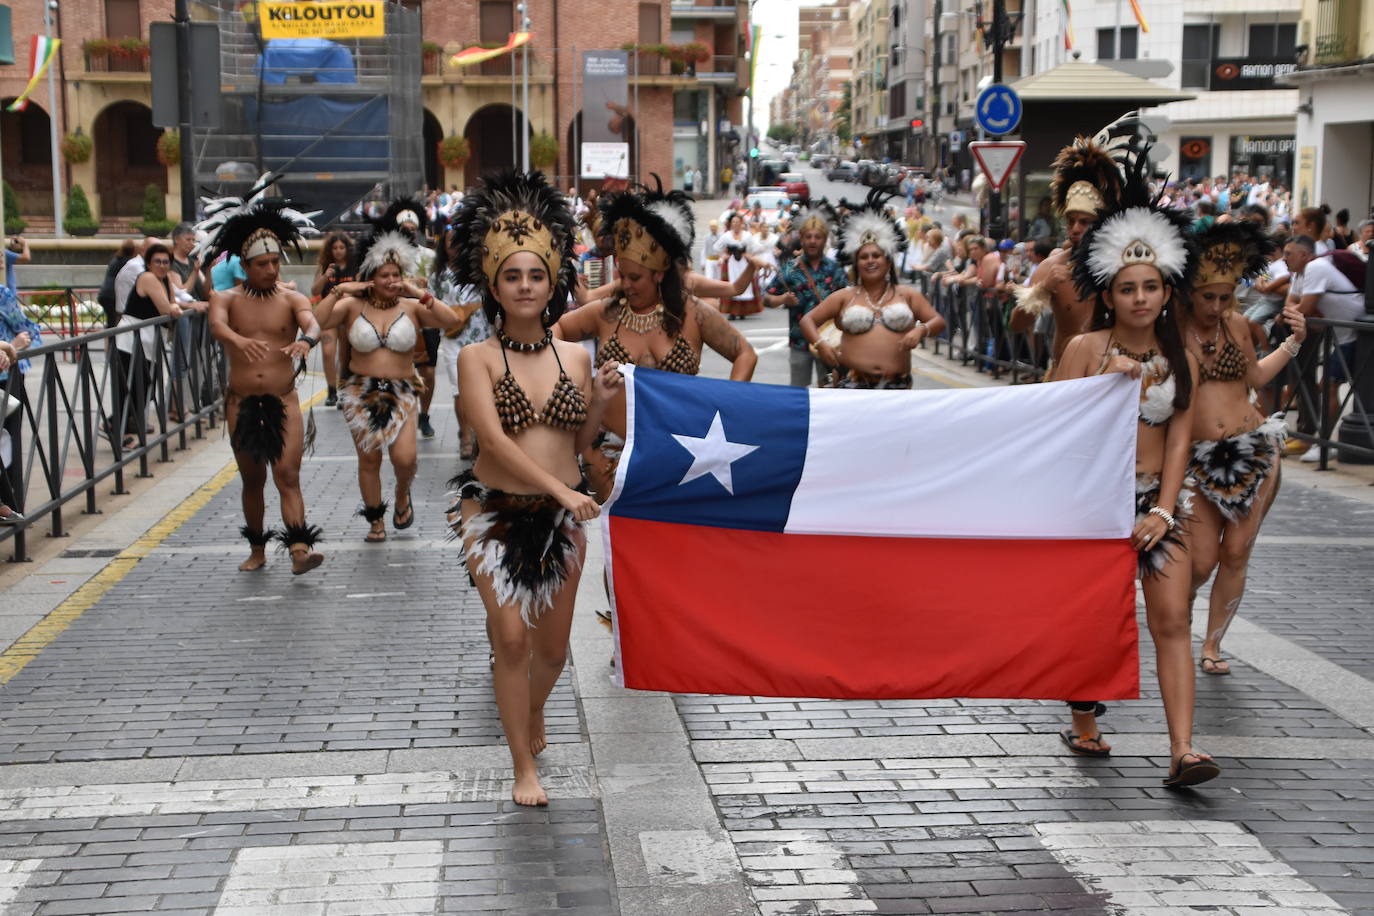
594;307;701;376
348;308;417;354
493;334;589;436
1196;322;1249;384
836;287;916;335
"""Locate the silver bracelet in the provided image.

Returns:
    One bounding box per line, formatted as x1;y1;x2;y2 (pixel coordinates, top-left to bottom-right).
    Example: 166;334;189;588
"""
1280;337;1302;357
1148;506;1177;531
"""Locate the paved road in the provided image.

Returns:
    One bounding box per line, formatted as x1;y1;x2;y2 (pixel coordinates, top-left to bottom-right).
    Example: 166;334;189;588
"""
1;294;1374;914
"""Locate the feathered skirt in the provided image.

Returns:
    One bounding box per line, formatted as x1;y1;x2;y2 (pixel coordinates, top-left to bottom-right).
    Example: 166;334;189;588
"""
1135;473;1194;579
338;375;418;453
1186;414;1286;523
229;393;287;466
828;369;914;389
448;469;585;626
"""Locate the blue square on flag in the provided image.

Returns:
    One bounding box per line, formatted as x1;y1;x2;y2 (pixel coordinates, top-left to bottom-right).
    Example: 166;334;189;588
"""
611;369;809;533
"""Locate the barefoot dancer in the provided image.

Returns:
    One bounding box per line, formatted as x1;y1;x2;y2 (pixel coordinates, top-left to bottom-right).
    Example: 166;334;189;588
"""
1182;222;1306;675
207;202;325;574
450;172;620;806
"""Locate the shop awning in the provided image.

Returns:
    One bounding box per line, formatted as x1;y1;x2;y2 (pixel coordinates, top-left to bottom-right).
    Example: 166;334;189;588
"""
1011;59;1195;104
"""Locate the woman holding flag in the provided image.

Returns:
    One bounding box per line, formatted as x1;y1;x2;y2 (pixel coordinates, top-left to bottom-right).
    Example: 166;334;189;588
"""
556;185;756;502
1052;152;1217;787
799;190;945;388
448;172;621;807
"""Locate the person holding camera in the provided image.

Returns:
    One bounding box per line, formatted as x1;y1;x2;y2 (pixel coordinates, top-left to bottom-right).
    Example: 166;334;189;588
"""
4;236;31;295
311;232;355;407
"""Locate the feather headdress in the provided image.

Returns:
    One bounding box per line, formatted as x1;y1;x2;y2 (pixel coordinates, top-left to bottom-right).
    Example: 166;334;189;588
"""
1073;143;1195;300
373;197;429;240
356;230;422;279
599;178;693;272
193;173;320;263
1193;220;1276;289
836;188;906;262
449;170;577;303
209;199;307;265
1049;136;1125;219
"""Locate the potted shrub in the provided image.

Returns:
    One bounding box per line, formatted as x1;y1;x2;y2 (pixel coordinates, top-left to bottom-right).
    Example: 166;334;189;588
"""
136;184;174;236
530;132;559;170
156;130;180;167
438;134;470;170
3;181;25;235
114;37;150;62
65;185;99;237
422;41;441;74
82;38;115;70
61;130;93;165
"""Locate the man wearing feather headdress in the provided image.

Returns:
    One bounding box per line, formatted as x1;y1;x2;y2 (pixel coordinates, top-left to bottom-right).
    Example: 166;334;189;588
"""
207;202;326;576
1011;135;1126;379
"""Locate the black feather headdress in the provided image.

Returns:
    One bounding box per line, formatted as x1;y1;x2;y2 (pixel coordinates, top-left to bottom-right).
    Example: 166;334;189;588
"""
449;170;577;307
210;199;305;264
372;197;429;240
1193;219;1276;290
598;179;693;272
1049;136;1125;219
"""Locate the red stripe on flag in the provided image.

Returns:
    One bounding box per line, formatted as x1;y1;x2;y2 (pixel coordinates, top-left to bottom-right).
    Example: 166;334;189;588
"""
609;517;1139;701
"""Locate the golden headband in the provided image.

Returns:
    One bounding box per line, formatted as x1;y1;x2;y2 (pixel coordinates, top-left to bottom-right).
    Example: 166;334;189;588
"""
1063;180;1106;217
613;217;671;272
481;210;560;286
242;228;283;261
1194;242;1244;288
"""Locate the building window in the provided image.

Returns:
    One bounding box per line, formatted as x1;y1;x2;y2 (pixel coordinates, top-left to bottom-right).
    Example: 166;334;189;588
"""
1248;22;1297;58
479;1;513;75
1096;26;1138;60
889;81;906;119
1181;23;1218;89
105;0;140;37
639;3;662;43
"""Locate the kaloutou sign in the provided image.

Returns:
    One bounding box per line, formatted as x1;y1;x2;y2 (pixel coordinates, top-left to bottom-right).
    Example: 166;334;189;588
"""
259;1;385;40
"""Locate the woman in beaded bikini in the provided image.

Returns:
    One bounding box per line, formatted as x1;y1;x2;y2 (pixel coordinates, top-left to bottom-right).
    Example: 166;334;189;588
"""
556;185;757;501
1181;222;1306;677
449;172;622;807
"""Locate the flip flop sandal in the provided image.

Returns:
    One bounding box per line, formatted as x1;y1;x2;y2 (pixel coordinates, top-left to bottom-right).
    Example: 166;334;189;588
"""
1164;754;1221;788
393;501;415;530
1060;729;1112;758
364;523;387;543
1199;657;1231;676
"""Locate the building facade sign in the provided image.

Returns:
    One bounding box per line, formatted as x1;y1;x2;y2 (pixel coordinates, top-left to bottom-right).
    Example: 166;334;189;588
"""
1208;57;1298;91
1230;135;1295;185
259;1;385;40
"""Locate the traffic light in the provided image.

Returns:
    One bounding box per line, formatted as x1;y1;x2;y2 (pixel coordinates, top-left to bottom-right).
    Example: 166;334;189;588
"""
750;147;760;158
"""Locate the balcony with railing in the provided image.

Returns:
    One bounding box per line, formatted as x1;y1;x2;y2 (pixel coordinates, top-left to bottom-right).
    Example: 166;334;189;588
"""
670;0;738;20
1312;0;1362;65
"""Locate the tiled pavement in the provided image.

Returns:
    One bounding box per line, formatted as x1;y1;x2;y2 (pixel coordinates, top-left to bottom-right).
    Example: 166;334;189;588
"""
1;308;1374;914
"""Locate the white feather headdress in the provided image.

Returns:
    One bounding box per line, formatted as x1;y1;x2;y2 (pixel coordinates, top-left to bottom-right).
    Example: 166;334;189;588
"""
1083;208;1190;289
191;172;322;263
646;199;693;249
837;189;906;262
357;230;422;279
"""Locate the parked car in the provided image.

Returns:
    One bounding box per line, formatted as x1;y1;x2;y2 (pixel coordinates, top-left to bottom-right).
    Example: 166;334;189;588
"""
720;187;793;227
757;158;788;186
778;172;811;203
827;160;858;182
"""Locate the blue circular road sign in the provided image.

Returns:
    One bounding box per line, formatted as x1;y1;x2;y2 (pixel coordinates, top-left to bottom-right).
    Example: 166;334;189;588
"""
974;84;1022;136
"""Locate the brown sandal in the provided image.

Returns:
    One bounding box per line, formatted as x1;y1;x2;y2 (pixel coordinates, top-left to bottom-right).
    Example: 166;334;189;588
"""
1060;729;1111;758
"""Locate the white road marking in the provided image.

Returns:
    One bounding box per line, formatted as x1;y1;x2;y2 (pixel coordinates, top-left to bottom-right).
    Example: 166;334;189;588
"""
1034;819;1348;914
215;840;442;915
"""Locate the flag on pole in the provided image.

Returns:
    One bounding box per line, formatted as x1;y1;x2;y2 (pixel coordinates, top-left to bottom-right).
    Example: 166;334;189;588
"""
449;31;531;68
748;25;763;85
7;35;61;113
603;368;1141;701
1127;0;1150;33
1061;0;1076;51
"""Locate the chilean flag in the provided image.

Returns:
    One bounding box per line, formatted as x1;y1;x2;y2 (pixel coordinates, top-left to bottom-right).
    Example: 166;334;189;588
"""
603;368;1141;701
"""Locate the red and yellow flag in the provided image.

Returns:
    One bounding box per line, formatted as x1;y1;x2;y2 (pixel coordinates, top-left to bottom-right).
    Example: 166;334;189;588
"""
1061;0;1075;51
450;31;531;68
1128;0;1149;33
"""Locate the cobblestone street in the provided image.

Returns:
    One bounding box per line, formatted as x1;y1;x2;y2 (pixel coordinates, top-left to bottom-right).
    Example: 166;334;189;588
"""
1;323;1373;914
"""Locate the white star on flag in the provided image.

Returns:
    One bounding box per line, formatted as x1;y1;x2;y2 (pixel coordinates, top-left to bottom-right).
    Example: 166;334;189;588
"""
671;411;759;495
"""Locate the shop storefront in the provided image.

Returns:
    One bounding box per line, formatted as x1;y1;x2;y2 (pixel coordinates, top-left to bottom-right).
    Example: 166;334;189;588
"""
1230;135;1295;187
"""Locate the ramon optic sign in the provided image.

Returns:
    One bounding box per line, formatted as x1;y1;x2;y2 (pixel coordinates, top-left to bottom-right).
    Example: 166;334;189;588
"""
259;1;386;40
1209;57;1297;91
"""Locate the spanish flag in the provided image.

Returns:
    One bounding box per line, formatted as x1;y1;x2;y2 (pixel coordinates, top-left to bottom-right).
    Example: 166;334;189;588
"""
7;35;61;113
1128;0;1150;33
450;31;532;68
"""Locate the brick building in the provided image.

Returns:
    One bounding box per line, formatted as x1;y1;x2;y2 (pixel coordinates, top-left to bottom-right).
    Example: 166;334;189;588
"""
0;0;749;227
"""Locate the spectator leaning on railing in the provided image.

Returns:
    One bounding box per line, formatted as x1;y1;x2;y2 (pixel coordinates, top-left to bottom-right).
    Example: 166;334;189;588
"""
1;286;42;521
4;236;31;295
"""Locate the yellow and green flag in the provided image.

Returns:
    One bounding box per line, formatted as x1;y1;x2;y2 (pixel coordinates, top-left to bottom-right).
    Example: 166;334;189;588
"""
8;35;61;112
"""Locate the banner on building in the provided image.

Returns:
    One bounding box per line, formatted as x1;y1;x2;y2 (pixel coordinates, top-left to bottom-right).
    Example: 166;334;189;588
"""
259;1;385;40
581;142;631;179
582;51;630;144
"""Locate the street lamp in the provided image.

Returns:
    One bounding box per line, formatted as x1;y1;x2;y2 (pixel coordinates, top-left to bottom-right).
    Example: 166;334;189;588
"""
516;2;530;172
45;0;64;237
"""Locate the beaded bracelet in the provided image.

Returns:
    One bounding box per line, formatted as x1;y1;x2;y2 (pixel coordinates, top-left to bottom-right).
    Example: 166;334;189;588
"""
1280;337;1301;358
1148;506;1177;531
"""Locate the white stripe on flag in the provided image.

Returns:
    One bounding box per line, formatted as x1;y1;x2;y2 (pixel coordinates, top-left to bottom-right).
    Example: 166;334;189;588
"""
783;373;1138;540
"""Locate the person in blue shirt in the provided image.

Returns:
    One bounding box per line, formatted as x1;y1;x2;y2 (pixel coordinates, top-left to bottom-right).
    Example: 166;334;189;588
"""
1;285;42;520
761;204;849;387
211;253;247;292
4;236;32;295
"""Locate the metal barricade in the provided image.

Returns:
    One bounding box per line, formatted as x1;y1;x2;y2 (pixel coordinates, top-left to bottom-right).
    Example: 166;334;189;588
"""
0;312;227;562
1261;316;1374;468
920;280;1044;384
